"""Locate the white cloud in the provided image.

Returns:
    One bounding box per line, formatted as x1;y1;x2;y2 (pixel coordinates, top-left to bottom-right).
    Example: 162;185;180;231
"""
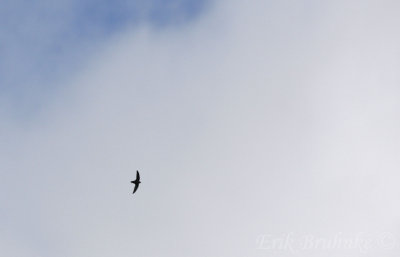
1;0;400;256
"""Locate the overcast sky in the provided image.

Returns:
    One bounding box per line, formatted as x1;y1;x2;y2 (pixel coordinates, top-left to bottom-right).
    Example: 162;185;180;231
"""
1;0;400;256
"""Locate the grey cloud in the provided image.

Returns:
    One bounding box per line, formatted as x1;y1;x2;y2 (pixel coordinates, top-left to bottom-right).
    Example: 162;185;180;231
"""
1;0;400;256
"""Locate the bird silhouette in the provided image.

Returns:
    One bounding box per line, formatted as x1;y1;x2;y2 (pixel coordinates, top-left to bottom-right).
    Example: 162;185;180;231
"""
131;170;141;194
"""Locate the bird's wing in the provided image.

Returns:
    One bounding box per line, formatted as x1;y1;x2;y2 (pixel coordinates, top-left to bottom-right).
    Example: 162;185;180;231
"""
133;183;139;194
136;170;140;181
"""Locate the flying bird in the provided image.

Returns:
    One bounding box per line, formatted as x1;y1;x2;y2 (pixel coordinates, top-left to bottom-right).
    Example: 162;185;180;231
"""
131;170;141;194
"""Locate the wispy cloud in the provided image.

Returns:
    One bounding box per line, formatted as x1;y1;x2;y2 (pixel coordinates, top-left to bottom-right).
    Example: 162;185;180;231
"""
0;0;207;114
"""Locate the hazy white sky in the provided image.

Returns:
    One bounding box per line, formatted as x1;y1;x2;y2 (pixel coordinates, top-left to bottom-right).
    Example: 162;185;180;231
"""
1;0;400;256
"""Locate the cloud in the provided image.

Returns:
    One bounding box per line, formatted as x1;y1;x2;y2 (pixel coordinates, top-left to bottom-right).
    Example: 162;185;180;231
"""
0;0;207;113
1;0;400;256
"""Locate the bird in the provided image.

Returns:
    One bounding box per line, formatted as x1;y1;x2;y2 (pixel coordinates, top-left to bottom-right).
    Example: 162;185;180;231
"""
131;170;141;194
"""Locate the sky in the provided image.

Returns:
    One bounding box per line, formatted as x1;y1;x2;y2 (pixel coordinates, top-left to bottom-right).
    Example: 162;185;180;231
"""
1;0;400;256
0;0;206;115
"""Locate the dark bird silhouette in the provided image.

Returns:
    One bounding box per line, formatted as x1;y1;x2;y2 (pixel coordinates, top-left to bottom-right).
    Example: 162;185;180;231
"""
131;170;141;194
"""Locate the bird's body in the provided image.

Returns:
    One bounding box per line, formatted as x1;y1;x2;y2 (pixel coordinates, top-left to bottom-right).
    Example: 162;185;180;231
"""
131;170;141;194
